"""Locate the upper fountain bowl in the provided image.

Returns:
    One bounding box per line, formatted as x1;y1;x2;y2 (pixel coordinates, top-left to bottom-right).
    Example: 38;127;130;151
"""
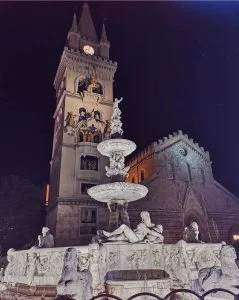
97;139;136;157
87;182;148;203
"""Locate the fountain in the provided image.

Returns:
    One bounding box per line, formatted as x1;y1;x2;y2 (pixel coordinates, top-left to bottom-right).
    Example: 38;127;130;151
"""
87;97;148;229
1;98;239;300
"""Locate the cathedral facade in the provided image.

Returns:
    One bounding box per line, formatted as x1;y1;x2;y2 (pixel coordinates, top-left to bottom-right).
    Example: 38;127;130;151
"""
47;4;239;248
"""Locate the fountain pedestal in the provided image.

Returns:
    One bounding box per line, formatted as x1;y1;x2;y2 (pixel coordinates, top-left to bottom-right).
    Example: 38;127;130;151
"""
87;98;148;229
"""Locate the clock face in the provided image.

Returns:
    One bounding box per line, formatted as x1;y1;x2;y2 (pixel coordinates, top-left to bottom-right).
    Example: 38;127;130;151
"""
83;45;95;55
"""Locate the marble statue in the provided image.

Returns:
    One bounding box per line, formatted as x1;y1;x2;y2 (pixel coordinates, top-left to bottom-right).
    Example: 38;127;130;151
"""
198;243;239;296
88;243;106;295
99;211;164;244
57;248;92;300
105;151;130;178
110;97;123;137
183;222;202;243
38;227;54;248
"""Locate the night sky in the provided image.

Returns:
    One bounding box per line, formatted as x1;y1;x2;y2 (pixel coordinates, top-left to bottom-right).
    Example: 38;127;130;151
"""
1;2;239;196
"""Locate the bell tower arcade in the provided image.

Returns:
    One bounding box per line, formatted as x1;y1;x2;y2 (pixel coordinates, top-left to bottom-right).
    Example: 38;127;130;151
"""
47;3;117;245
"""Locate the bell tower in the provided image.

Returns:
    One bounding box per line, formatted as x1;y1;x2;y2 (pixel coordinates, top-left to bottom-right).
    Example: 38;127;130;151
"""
47;3;117;246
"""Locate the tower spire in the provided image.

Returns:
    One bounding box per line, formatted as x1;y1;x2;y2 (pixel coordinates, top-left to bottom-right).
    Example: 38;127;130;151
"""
78;2;98;41
100;23;108;43
70;13;78;32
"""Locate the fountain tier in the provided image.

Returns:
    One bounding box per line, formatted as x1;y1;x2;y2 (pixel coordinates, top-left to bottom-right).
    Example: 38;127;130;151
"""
87;182;148;203
97;139;136;157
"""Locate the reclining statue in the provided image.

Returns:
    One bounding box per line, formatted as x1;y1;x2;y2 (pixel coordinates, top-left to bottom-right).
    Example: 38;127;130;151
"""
38;227;54;248
99;211;164;243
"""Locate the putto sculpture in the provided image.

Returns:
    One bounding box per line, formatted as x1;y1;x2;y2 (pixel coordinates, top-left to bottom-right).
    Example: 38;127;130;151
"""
38;227;54;248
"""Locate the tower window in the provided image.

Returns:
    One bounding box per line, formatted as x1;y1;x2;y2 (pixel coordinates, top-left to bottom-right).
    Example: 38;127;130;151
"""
81;155;98;171
140;170;145;182
93;134;100;143
92;82;103;95
77;78;90;95
79;131;84;142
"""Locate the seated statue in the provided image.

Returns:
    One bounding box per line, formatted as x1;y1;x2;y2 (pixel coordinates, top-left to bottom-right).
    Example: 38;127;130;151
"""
38;227;54;248
99;211;164;244
198;243;239;294
183;222;202;243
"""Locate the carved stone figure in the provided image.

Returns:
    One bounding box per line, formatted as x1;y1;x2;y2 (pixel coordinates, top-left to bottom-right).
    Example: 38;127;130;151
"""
110;97;124;137
100;211;164;244
198;243;239;296
105;151;130;178
145;224;164;243
183;222;202;243
57;248;92;300
38;227;54;248
88;243;106;295
164;240;191;288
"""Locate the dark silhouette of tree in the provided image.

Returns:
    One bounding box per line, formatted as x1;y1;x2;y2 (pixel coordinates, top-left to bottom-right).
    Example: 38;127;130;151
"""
0;175;45;254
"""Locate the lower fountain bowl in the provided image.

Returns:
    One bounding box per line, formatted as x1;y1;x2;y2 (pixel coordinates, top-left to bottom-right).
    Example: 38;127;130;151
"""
87;182;148;202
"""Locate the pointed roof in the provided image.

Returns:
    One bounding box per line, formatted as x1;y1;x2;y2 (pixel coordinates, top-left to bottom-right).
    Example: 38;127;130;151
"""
100;23;108;43
78;3;98;41
70;13;78;32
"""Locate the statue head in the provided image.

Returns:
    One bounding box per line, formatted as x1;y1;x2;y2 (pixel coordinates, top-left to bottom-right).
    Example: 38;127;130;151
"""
42;227;50;237
140;211;154;227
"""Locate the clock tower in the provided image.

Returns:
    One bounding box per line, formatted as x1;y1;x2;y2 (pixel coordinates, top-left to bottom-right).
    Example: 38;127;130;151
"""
47;3;117;246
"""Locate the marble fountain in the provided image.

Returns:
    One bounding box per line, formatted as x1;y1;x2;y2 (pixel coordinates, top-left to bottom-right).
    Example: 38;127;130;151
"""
0;98;239;300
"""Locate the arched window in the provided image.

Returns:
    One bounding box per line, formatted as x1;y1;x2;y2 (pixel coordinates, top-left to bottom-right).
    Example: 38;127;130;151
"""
94;110;101;122
140;170;145;182
93;134;100;143
167;162;174;180
79;132;84;142
200;168;205;184
187;163;192;182
92;82;103;95
81;155;98;171
77;78;90;95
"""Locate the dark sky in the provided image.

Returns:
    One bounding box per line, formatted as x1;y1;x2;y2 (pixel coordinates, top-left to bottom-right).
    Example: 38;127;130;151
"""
1;2;239;196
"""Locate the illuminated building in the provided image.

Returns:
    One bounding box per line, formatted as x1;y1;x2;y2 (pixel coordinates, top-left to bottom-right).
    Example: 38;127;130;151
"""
47;3;239;246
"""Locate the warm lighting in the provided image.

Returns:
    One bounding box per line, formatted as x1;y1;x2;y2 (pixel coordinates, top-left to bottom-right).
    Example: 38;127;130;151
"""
233;234;239;241
45;184;49;206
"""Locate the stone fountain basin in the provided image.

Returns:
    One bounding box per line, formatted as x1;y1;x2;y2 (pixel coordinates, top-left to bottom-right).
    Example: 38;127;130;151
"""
97;139;136;157
87;182;148;202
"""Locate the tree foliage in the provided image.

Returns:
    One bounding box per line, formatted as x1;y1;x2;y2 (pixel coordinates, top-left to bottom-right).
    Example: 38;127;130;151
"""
0;175;45;254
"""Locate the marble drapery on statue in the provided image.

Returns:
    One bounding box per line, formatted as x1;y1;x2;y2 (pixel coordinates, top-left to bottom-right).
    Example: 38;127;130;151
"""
38;227;54;248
